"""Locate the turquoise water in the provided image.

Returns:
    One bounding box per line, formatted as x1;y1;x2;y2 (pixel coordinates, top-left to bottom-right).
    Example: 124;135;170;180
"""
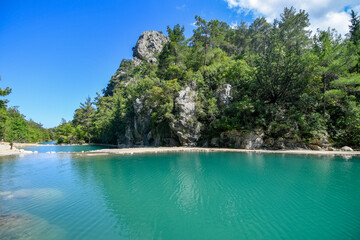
1;152;360;239
23;144;114;153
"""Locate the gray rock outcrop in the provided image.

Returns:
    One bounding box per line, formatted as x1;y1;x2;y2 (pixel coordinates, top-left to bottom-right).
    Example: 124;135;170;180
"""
132;31;169;65
215;84;232;106
219;129;264;149
169;87;201;146
104;31;169;96
308;131;331;150
132;97;152;145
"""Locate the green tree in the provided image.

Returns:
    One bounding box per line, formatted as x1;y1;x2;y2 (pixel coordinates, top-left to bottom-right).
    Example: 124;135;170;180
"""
158;24;187;80
73;97;96;143
349;10;360;73
190;16;229;70
253;7;311;105
3;107;29;142
110;89;128;144
312;29;356;112
55;119;77;144
0;76;11;109
248;17;271;56
349;10;360;45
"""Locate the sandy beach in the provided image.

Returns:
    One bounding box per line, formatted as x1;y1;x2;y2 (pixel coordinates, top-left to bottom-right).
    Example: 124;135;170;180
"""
0;143;33;156
80;147;360;157
1;142;360;158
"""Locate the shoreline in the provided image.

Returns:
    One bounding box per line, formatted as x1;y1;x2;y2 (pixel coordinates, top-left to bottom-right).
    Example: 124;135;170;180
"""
79;147;360;157
0;142;44;147
1;144;360;158
0;149;33;157
0;142;35;156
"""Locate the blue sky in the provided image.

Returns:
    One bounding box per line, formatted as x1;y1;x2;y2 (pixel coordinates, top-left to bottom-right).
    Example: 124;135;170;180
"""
0;0;358;128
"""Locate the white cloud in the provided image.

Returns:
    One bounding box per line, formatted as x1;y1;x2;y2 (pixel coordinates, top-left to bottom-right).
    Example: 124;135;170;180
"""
311;11;351;34
176;4;187;10
190;21;197;27
225;0;360;36
230;21;239;29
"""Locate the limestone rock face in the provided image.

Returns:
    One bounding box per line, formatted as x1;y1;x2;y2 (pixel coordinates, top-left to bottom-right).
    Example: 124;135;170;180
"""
170;87;201;146
104;31;168;96
210;138;220;147
132;31;169;65
217;128;309;150
133;97;152;145
118;96;178;147
219;129;264;149
215;84;232;106
308;131;331;149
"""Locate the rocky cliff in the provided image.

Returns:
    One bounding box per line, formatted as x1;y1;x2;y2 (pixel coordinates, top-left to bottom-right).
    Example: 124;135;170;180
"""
132;31;169;65
104;31;335;150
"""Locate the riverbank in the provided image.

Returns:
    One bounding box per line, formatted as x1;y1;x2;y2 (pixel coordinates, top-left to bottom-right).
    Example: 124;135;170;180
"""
1;142;360;158
80;147;360;157
0;143;32;156
0;142;43;148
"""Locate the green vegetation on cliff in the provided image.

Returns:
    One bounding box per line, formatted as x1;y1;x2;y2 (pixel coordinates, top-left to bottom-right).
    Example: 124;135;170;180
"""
56;8;360;149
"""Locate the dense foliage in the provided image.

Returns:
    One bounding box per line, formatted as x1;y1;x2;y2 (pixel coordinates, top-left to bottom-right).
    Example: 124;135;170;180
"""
57;8;360;148
0;78;52;143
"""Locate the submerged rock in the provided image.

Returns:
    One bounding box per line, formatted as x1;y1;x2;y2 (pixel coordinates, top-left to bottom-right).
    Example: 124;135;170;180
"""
0;210;66;239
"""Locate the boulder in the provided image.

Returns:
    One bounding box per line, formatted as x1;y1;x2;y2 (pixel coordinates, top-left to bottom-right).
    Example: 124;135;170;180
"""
263;131;306;149
341;146;354;152
309;131;331;148
309;144;321;151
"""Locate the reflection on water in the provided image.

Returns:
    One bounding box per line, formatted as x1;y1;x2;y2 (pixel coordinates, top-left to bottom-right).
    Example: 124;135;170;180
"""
0;153;360;239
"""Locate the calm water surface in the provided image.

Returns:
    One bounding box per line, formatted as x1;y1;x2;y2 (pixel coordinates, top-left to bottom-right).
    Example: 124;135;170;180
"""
23;144;113;153
0;151;360;239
